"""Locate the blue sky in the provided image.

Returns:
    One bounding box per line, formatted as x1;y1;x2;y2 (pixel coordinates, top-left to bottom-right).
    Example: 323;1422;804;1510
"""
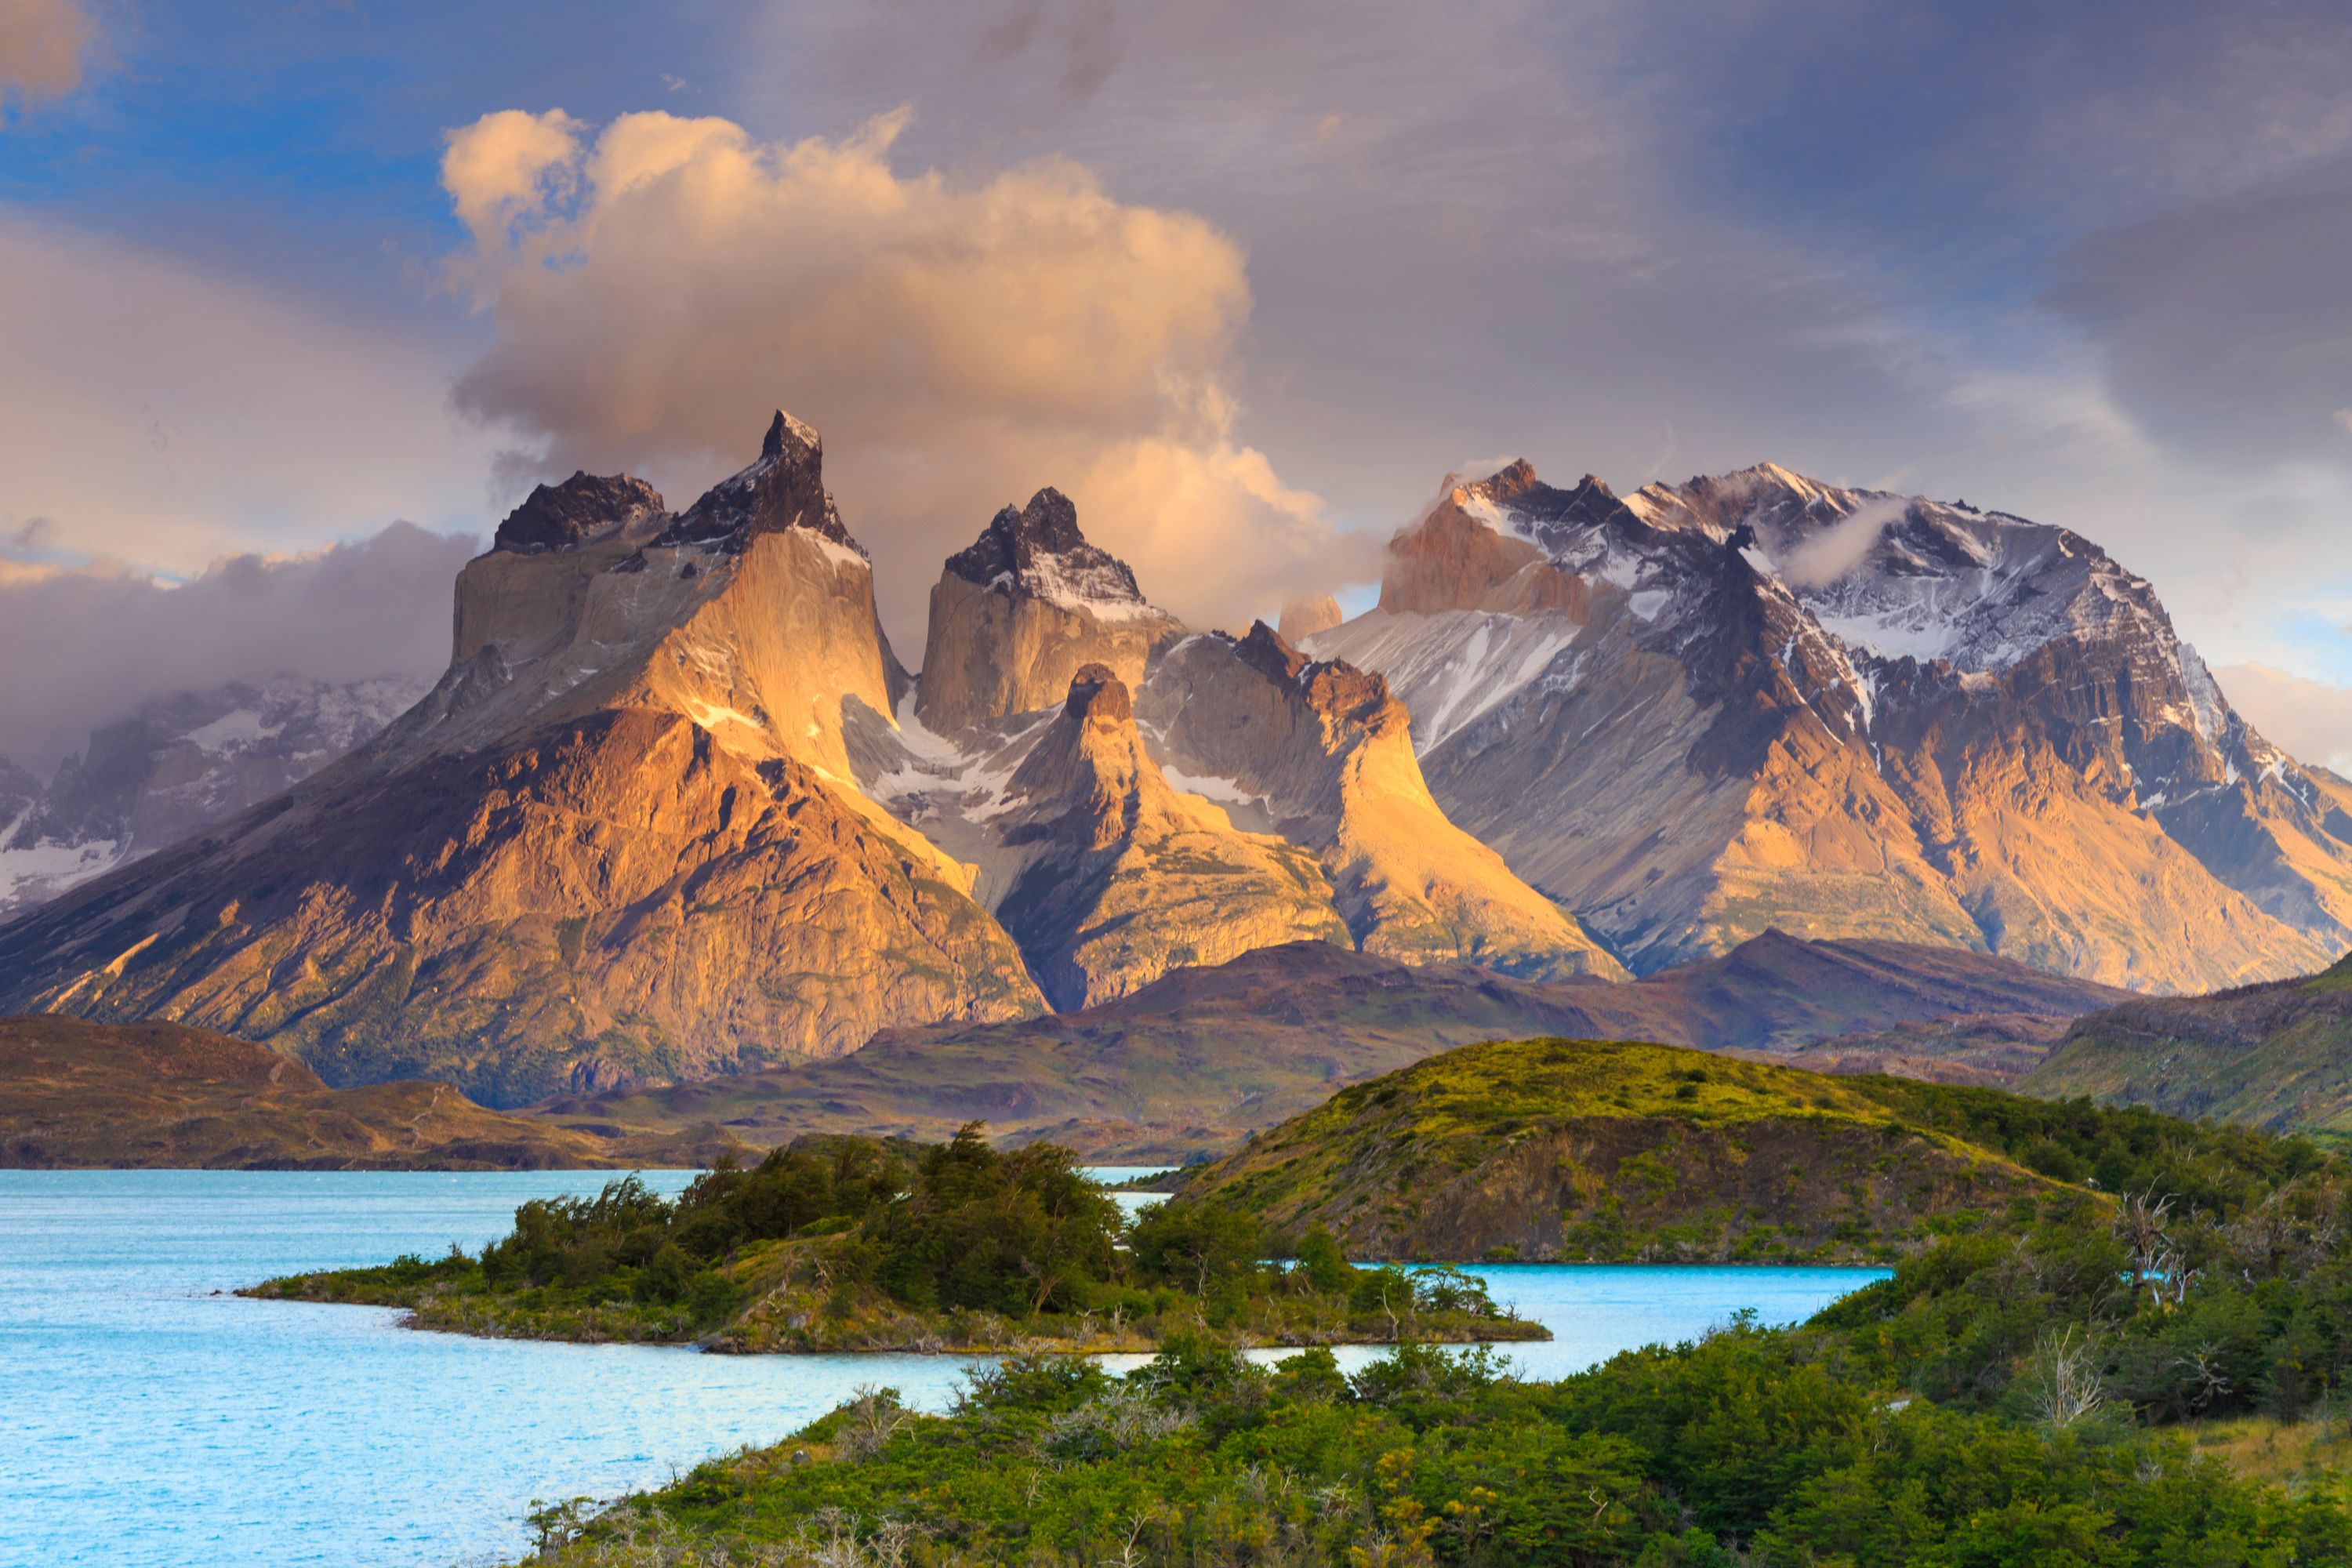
4;0;2351;766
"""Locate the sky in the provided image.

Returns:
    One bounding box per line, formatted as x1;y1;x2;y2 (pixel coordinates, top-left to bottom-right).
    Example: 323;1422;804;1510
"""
2;0;2350;772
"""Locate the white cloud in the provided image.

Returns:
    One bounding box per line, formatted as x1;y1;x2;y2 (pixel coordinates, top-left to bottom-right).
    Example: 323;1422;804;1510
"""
438;106;1358;652
0;0;89;111
1775;496;1908;589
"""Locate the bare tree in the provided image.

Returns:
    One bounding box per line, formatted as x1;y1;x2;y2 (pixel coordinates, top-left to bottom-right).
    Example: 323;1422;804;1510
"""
2029;1326;2107;1432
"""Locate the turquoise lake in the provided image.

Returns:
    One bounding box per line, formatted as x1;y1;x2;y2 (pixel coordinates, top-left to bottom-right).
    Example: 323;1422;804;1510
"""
0;1169;1888;1567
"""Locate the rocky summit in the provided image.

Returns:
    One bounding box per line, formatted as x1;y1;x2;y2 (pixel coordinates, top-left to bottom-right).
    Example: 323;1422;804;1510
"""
913;486;1183;735
6;412;2344;1110
1308;459;2352;992
0;414;1041;1106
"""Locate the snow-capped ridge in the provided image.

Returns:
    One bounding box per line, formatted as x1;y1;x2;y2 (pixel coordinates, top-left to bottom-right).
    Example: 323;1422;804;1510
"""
944;487;1153;620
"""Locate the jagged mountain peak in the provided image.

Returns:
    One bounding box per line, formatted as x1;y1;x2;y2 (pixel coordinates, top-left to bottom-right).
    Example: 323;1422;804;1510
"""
915;489;1180;733
943;486;1147;613
494;471;667;554
1232;621;1401;735
659;408;860;555
762;408;819;461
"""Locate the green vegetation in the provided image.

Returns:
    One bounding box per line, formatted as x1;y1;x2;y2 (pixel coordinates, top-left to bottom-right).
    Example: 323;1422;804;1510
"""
513;1112;2352;1566
1175;1038;2307;1265
2027;953;2352;1135
248;1126;1541;1352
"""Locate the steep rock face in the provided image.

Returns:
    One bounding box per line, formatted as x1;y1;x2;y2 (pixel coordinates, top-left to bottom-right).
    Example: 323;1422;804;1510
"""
0;413;1044;1104
0;677;430;919
988;665;1348;1009
1308;461;2338;990
1138;622;1628;979
913;488;1182;735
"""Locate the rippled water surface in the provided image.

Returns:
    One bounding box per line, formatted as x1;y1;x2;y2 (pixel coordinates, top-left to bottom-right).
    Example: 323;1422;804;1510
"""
0;1169;1886;1568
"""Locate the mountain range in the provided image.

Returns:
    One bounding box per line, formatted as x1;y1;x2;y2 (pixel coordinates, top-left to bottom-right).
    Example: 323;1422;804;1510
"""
0;408;2341;1112
527;931;2125;1161
0;676;428;918
1308;461;2352;990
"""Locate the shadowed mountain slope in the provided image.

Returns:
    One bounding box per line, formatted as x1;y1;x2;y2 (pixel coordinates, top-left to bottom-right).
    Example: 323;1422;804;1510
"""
531;932;2124;1162
0;1014;738;1169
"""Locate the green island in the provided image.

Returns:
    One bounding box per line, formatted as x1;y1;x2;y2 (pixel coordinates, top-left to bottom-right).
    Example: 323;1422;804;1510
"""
459;1038;2352;1566
245;1126;1541;1353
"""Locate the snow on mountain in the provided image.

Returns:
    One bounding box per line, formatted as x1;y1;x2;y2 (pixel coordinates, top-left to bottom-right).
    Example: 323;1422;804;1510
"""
0;675;431;918
1306;459;2352;991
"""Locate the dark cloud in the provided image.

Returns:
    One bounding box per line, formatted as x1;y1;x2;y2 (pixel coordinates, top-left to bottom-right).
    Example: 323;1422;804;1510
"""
2045;180;2352;464
0;522;477;775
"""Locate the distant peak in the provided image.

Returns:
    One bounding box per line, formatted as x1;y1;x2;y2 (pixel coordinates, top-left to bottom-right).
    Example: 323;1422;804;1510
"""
1481;458;1541;499
1278;592;1344;642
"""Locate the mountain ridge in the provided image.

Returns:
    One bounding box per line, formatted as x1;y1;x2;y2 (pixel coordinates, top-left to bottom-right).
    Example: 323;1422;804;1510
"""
1308;457;2349;991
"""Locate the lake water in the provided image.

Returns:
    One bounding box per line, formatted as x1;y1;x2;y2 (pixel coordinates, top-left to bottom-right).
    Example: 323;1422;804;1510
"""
0;1169;1887;1568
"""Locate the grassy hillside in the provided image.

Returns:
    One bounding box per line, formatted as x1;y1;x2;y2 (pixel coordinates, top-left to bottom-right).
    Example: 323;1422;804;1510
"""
2027;953;2352;1134
503;1098;2352;1568
0;1014;740;1169
528;935;2122;1162
1171;1037;2303;1263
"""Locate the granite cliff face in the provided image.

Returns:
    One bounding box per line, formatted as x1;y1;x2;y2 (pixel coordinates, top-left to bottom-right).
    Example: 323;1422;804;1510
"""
913;488;1182;735
867;496;1623;989
1137;622;1628;979
0;414;1044;1105
1308;460;2347;991
986;665;1347;1009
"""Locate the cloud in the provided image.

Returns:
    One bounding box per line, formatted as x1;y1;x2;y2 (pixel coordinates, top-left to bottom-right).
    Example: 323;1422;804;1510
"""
2216;662;2352;775
440;106;1352;652
1775;496;1910;590
2044;181;2352;466
0;212;503;575
0;0;89;111
0;522;477;775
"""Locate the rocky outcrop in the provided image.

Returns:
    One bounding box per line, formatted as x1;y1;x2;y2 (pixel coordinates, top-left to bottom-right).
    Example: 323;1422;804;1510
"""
1139;622;1628;979
0;413;1044;1105
1310;459;2347;991
913;488;1182;735
988;665;1348;1009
